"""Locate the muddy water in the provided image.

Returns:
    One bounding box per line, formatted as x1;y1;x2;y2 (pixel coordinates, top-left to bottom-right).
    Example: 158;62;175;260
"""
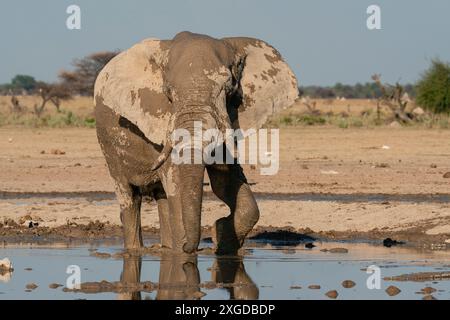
0;240;449;300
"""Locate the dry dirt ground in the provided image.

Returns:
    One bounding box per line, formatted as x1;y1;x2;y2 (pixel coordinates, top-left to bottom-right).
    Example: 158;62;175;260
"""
0;126;449;244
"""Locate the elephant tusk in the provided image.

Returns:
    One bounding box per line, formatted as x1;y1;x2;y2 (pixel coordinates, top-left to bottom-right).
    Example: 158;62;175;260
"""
151;142;173;171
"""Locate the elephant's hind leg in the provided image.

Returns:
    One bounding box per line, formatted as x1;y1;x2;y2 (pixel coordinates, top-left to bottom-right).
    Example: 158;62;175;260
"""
207;164;260;255
115;182;144;250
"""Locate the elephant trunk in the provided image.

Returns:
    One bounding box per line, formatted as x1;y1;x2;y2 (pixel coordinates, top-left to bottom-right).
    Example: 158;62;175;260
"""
151;90;232;171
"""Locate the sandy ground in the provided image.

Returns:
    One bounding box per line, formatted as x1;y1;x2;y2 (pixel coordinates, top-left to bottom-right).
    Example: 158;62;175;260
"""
0;126;449;243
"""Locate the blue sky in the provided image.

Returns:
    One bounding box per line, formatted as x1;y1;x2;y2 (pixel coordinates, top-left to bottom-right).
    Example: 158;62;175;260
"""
0;0;449;85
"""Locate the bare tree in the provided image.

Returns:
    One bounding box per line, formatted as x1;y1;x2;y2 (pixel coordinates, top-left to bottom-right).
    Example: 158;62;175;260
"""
372;74;412;123
59;51;119;96
33;82;72;117
301;96;321;115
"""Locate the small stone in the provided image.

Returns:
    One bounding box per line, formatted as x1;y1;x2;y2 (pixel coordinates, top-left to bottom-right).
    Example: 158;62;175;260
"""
412;107;425;116
305;243;315;249
385;285;401;296
443;172;450;179
90;252;111;259
308;285;321;290
24;268;33;271
342;280;356;288
383;238;404;247
328;248;348;253
325;290;338;299
290;285;302;290
49;283;63;289
192;291;206;299
50;149;66;155
389;121;402;128
421;287;437;294
430;164;437;168
26;283;38;290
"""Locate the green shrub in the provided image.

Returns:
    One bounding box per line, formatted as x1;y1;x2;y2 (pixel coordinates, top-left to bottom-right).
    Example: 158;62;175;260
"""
297;114;326;125
338;119;349;129
416;59;450;114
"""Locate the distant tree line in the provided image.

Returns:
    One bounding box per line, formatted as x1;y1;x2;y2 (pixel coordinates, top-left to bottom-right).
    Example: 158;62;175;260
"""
299;82;416;99
0;51;119;97
1;53;449;115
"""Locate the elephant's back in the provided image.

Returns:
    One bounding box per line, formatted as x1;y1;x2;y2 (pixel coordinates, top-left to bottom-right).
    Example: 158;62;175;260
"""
94;38;173;146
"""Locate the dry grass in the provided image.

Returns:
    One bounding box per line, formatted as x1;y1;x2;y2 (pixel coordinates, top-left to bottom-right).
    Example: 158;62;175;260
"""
0;95;95;128
267;99;450;129
1;96;449;129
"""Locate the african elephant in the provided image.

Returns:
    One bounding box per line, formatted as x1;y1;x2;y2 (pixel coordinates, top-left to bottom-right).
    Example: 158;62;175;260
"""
94;31;298;254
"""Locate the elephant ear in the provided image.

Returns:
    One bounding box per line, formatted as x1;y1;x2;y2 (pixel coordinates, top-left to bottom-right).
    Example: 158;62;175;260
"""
94;38;172;145
223;37;299;130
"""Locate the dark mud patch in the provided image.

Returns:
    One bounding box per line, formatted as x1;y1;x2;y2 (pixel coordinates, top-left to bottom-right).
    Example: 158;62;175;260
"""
2;191;450;204
0;225;447;249
249;229;315;246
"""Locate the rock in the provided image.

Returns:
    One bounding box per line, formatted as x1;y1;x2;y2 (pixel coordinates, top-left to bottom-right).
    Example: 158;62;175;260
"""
321;248;348;253
412;107;425;116
443;172;450;179
422;295;437;300
290;285;302;289
49;283;63;289
342;280;356;288
90;252;111;259
430;164;437;168
50;149;66;155
0;258;13;272
26;283;38;290
19;215;33;225
24;268;33;271
325;290;338;299
305;243;315;249
383;238;404;248
385;285;401;296
321;170;339;175
28;221;39;228
421;287;437;294
389;121;402;128
308;285;321;290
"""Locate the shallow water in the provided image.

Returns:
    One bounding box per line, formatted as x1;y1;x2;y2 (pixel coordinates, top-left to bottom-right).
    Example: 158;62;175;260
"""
0;240;449;300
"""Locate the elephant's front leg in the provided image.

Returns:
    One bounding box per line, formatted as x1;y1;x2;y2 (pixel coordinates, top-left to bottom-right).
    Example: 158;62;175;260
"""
117;256;142;300
160;163;205;253
207;164;260;255
115;181;143;250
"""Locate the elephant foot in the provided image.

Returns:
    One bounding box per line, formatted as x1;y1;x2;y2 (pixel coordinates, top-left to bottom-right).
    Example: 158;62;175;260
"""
212;217;241;255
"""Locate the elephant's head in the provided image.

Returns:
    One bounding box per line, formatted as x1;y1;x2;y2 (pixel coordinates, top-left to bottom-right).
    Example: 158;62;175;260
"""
95;31;299;170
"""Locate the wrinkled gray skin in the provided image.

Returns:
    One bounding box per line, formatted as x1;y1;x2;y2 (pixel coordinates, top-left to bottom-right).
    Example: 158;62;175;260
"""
95;32;298;255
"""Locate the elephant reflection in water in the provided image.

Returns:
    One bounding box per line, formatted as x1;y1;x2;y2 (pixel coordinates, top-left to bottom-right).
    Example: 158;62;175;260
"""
117;253;258;300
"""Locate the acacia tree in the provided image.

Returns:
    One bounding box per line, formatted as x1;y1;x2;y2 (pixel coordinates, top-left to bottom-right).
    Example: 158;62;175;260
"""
33;82;72;117
59;51;119;96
